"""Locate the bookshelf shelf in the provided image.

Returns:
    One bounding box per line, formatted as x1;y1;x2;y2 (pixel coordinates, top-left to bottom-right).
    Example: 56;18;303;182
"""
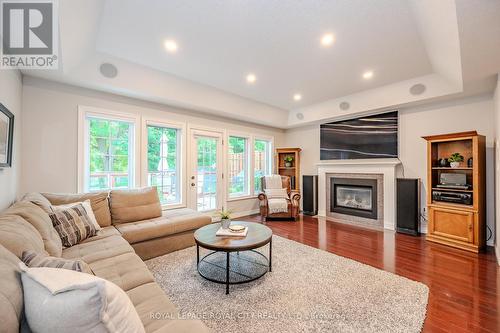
276;148;301;191
431;167;472;170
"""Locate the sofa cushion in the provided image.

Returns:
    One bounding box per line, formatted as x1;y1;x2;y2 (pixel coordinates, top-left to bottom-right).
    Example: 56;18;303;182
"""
43;191;112;227
0;244;24;333
110;187;162;224
127;282;210;333
62;235;134;264
2;201;62;257
21;192;53;214
89;252;154;292
0;215;46;258
127;282;178;331
22;250;93;274
152;319;211;333
115;208;211;244
80;226;121;243
49;204;98;247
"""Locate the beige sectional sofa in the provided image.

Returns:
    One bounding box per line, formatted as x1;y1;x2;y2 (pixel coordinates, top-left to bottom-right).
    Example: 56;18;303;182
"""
0;189;212;333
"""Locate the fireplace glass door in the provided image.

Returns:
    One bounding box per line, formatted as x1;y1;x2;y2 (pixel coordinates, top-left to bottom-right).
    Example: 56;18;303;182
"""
336;186;372;211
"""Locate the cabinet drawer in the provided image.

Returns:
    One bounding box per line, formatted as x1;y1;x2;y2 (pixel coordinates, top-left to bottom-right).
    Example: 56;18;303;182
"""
428;207;474;243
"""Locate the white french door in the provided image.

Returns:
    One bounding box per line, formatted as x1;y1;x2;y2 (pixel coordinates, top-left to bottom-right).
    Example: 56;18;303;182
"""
188;129;224;212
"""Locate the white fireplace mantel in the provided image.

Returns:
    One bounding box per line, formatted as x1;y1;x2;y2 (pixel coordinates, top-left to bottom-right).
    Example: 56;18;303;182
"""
317;159;401;230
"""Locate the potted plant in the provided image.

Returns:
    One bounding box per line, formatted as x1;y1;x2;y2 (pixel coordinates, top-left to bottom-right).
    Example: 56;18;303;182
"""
448;153;464;168
215;209;233;229
284;155;294;168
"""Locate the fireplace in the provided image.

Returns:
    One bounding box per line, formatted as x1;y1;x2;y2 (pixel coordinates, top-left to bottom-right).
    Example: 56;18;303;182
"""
330;178;378;219
319;161;398;230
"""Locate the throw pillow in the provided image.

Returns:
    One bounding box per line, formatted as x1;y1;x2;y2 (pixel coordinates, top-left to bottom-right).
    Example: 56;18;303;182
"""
49;204;97;247
265;188;288;199
20;264;145;333
52;199;102;231
22;250;93;275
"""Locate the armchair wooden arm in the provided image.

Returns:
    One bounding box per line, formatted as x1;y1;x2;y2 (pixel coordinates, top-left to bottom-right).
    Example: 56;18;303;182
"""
290;191;301;205
257;192;268;204
257;192;268;221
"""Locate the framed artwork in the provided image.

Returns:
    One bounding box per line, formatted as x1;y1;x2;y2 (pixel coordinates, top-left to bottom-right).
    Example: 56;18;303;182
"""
0;103;14;168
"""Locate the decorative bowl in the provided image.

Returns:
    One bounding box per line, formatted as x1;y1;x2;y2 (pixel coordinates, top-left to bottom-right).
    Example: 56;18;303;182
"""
229;225;245;233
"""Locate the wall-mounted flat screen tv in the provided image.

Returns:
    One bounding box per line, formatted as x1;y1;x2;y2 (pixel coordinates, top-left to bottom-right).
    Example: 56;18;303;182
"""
320;111;398;160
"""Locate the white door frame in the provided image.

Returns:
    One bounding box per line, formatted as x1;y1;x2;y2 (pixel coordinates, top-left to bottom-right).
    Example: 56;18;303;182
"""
187;125;225;212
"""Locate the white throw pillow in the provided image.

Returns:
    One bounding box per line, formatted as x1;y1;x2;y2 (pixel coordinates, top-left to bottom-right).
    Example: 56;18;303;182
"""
265;188;288;199
20;263;145;333
52;199;102;231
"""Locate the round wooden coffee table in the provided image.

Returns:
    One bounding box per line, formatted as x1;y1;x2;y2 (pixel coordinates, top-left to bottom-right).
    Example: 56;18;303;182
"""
194;221;272;294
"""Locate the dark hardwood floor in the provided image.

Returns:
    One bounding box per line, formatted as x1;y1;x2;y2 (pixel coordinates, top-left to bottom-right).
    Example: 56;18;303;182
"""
239;214;500;333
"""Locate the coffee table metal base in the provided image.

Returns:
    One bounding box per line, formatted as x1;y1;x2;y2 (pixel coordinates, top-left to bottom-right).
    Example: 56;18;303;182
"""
196;240;272;294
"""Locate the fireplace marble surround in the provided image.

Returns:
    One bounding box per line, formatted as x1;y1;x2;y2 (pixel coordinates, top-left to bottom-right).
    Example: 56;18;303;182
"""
317;159;401;230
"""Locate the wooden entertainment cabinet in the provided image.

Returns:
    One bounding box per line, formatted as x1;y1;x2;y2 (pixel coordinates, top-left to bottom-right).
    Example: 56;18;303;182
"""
422;131;486;252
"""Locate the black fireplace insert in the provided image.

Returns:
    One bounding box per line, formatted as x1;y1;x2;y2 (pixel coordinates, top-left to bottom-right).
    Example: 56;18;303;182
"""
330;178;378;219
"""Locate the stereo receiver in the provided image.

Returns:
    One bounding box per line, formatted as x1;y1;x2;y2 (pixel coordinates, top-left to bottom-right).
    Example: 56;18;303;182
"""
432;190;472;205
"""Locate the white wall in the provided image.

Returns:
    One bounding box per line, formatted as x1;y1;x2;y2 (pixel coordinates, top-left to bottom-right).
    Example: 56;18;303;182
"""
285;95;496;243
0;70;22;210
494;74;500;263
21;76;285;215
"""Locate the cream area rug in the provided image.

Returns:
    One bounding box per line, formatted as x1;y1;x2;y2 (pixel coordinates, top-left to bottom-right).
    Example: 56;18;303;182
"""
146;236;428;333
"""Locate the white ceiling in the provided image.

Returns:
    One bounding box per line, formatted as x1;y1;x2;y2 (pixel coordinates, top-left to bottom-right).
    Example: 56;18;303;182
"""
96;0;433;110
21;0;500;128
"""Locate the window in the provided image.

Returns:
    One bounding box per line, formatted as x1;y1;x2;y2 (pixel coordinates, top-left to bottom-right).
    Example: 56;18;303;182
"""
228;135;249;197
254;139;272;193
147;125;181;205
86;117;135;191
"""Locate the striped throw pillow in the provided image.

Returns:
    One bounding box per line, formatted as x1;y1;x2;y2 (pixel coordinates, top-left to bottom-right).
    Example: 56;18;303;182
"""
22;250;93;274
49;203;97;247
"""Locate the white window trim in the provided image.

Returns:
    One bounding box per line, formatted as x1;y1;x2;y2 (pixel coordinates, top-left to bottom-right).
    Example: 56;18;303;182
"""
78;105;140;193
226;131;253;201
253;135;275;195
141;117;187;209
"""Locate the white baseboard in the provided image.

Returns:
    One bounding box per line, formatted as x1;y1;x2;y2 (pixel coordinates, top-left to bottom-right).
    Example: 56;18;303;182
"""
496;245;500;266
231;209;260;219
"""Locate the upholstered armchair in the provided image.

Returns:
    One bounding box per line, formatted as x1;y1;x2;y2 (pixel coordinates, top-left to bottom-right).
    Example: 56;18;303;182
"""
257;175;301;221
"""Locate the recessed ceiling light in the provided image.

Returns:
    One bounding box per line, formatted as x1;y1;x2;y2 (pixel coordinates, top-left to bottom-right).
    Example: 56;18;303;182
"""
363;71;374;79
246;73;257;84
164;39;178;53
321;33;335;47
293;93;302;101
